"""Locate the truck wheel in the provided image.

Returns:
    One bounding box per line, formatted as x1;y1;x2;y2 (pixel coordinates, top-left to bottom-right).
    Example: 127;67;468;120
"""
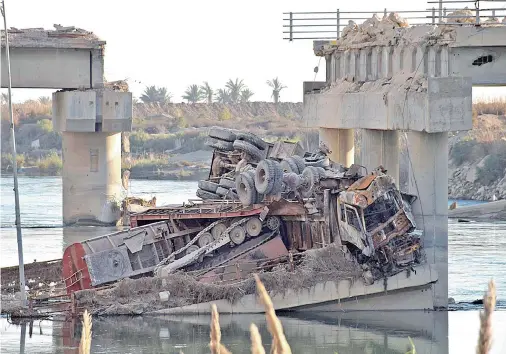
198;180;219;193
219;178;236;189
196;189;220;200
266;216;281;231
225;190;239;200
207;139;234;152
291;155;306;173
198;232;214;247
280;157;300;174
229;225;246;245
208;127;237;142
246;217;262;237
186;245;200;255
300;167;319;198
211;223;227;240
255;159;280;194
235;132;267;150
233;140;263;161
236;172;257;206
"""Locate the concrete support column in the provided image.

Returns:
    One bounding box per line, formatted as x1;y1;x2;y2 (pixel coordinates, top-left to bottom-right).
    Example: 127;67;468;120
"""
62;132;122;225
381;47;393;78
428;46;437;77
406;131;448;308
319;128;354;167
361;130;400;185
359;49;367;81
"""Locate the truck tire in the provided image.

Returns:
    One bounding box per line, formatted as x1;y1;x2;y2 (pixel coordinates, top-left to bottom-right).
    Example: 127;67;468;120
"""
196;189;220;200
216;186;230;197
225;190;239;200
198;180;219;193
208;127;237;142
315;167;326;179
219;178;236;189
233;140;263;161
235;132;267;150
236;172;257;206
255;159;277;194
291;155;306;173
280;157;300;174
207;139;234;152
270;160;285;195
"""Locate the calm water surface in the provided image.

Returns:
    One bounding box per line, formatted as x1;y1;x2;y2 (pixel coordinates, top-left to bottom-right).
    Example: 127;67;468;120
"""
1;176;505;353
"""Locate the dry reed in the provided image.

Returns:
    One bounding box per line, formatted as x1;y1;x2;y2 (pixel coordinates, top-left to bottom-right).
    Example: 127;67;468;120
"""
209;304;232;354
250;324;266;354
477;280;496;354
253;274;292;354
78;310;92;354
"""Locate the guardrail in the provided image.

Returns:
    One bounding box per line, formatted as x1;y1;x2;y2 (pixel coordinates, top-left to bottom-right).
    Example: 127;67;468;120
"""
283;0;506;41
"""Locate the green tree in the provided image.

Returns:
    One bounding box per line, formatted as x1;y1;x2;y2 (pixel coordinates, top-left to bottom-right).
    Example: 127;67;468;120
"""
215;89;231;104
225;78;246;103
200;82;214;104
37;118;53;133
140;85;172;104
182;84;204;104
240;88;254;102
266;77;287;104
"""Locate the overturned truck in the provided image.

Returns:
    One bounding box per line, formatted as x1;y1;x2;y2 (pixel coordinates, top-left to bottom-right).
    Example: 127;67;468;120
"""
63;128;424;296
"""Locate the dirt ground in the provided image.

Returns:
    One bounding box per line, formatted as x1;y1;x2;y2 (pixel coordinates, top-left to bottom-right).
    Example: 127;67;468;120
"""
0;259;62;295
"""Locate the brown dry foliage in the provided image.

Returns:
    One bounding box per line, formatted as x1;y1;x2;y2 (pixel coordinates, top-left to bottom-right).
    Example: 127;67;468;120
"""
477;280;497;354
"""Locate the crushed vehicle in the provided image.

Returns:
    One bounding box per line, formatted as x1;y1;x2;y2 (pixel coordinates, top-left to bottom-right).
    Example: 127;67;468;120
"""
62;127;424;294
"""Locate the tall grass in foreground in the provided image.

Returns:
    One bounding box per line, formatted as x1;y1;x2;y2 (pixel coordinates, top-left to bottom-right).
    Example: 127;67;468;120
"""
78;278;497;354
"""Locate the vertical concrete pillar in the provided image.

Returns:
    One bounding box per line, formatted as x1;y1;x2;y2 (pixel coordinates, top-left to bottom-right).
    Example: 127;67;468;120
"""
393;46;403;74
371;47;380;80
359;49;367;81
341;51;349;78
381;47;393;78
416;45;428;75
428;46;437;77
350;51;357;80
62;132;122;225
319;128;354;167
360;130;400;185
406;131;448;308
335;53;341;80
441;46;450;76
330;54;336;82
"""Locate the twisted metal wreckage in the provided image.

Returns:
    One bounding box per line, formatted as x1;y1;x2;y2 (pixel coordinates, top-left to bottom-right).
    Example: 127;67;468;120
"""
62;128;424;295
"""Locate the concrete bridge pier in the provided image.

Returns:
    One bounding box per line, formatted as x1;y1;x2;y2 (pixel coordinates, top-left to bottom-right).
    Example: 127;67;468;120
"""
406;131;449;307
360;129;400;185
62;132;122;225
319;127;354;167
53;90;132;225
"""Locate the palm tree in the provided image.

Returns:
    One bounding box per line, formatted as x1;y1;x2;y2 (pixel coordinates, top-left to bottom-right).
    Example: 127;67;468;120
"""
215;89;231;104
182;84;204;104
200;82;214;104
225;78;246;103
140;85;172;104
266;77;287;104
240;89;254;102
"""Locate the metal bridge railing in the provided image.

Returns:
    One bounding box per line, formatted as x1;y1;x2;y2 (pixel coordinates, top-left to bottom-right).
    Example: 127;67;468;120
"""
283;0;506;41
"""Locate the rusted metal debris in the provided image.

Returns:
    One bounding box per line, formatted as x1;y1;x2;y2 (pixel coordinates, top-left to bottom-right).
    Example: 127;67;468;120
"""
60;127;423;297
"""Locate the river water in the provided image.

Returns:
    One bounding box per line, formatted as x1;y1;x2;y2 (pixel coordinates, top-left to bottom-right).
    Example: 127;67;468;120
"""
0;176;505;353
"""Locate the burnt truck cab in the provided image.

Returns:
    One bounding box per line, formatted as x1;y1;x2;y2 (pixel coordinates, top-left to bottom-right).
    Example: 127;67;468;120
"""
336;169;422;276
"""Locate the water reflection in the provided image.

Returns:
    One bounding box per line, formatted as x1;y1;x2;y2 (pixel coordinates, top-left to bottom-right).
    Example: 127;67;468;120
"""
1;311;448;354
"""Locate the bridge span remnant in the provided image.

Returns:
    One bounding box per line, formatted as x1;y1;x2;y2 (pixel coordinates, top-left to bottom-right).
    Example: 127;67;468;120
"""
1;26;132;225
298;16;506;308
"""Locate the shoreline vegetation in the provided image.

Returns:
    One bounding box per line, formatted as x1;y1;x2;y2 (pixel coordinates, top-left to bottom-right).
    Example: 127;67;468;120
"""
1;89;505;201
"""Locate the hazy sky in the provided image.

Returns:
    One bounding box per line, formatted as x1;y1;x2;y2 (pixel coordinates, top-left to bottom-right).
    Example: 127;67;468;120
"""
2;0;505;102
